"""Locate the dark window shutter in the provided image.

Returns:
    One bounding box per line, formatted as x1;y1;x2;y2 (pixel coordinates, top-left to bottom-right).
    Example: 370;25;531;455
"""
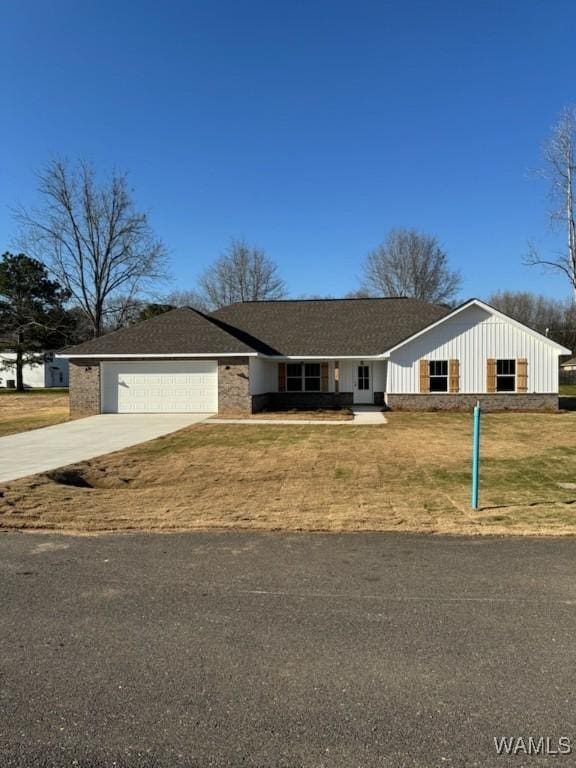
321;362;329;392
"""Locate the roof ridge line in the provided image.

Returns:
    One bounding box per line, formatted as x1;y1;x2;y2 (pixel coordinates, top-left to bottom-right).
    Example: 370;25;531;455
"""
224;297;414;304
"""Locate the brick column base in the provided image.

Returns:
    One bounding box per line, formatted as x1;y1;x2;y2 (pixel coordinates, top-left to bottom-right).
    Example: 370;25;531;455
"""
69;361;101;416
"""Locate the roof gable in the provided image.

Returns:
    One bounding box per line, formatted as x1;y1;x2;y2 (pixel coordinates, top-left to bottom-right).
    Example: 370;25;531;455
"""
384;298;572;355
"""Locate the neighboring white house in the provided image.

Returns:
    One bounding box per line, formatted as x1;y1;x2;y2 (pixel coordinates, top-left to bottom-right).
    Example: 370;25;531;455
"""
0;352;69;389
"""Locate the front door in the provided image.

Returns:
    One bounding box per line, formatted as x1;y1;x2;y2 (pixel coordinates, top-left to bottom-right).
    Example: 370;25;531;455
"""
354;363;373;404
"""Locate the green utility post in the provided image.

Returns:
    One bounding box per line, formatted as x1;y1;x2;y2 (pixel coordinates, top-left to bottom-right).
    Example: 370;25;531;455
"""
471;401;481;510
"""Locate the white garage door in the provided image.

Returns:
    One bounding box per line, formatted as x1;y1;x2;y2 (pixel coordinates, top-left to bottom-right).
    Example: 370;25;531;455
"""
101;361;218;413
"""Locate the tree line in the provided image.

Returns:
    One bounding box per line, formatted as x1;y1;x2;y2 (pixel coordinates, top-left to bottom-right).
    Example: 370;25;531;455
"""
1;104;575;389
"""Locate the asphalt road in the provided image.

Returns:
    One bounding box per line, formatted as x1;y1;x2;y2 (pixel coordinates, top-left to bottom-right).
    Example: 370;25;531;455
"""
1;531;576;768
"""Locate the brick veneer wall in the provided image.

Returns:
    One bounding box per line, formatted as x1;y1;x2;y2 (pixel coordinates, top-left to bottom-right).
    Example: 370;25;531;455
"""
218;358;251;413
386;393;559;412
69;360;101;416
69;357;253;416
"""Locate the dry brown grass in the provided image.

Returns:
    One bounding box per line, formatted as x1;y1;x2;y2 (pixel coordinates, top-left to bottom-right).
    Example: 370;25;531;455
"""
0;391;69;436
1;410;576;536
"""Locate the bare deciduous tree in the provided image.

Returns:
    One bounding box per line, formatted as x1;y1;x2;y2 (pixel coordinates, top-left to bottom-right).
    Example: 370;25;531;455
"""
526;106;576;301
344;289;372;299
487;290;563;333
487;290;576;350
99;295;146;331
164;289;210;313
197;239;286;309
15;158;168;337
294;293;336;300
362;228;461;304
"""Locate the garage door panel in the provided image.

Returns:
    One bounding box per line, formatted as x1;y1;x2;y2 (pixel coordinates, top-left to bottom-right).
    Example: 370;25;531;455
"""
102;362;218;413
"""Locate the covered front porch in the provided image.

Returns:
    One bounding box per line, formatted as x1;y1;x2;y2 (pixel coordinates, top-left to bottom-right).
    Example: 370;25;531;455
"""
249;357;388;411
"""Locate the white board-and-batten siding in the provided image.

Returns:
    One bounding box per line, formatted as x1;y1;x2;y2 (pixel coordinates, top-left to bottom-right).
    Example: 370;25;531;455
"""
388;304;559;394
249;357;277;395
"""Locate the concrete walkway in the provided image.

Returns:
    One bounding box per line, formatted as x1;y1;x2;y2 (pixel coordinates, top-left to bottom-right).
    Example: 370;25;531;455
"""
208;406;387;426
0;413;210;484
350;405;388;424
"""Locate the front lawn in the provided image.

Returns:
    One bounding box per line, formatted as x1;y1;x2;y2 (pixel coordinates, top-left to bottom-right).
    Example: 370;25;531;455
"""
0;391;70;436
1;410;576;536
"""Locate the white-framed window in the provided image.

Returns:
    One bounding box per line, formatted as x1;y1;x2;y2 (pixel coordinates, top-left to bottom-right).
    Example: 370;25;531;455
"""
357;365;370;390
429;360;448;392
496;359;516;392
285;362;322;392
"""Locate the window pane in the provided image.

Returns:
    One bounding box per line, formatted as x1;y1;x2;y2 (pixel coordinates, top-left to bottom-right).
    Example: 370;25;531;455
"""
286;362;303;391
429;376;448;392
497;359;515;376
429;360;448;376
357;365;369;390
496;359;516;392
429;360;448;392
304;377;321;391
286;377;302;391
304;363;320;377
496;376;515;392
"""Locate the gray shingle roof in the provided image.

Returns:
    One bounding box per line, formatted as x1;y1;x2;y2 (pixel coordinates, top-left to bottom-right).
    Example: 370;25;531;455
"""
62;307;255;356
62;298;452;357
211;298;451;356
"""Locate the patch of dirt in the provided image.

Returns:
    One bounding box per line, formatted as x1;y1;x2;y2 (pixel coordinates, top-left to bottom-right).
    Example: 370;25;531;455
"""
47;469;94;488
47;465;139;490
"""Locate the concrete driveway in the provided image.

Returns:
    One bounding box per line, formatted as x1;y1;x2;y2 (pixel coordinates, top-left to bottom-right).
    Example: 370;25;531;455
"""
0;413;210;483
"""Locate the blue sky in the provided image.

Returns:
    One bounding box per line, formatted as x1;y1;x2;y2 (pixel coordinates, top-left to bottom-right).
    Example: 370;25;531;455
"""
1;0;575;302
